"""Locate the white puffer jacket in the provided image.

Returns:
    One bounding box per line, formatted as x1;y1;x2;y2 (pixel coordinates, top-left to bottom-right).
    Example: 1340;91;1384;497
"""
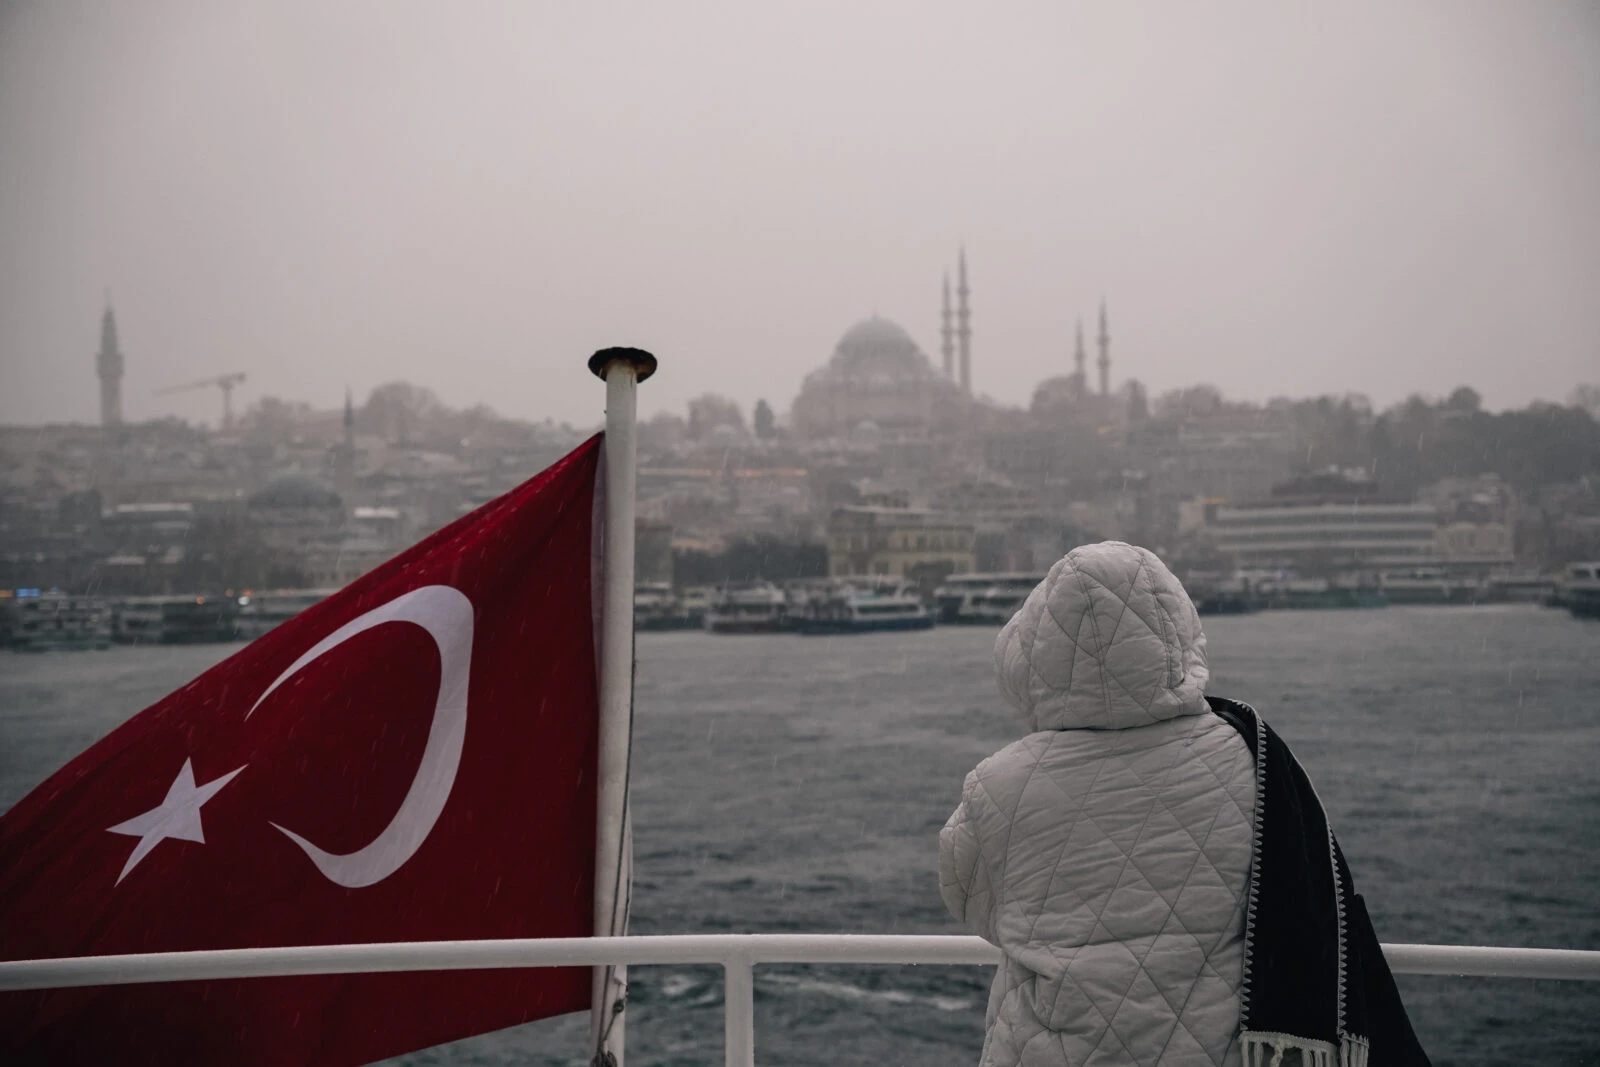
940;542;1257;1067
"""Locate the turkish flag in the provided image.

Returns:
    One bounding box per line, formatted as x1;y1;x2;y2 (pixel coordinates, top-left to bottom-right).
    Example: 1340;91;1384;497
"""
1;435;606;1064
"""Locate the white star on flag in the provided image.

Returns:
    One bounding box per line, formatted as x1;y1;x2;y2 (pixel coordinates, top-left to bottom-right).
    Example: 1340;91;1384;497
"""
107;758;245;884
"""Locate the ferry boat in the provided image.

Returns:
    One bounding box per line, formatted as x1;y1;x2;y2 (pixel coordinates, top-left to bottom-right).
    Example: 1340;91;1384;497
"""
1191;588;1258;615
1252;576;1387;610
3;593;112;651
1558;561;1600;619
932;573;1045;624
1484;573;1557;603
1379;567;1485;605
236;589;336;639
112;596;242;644
1187;575;1260;615
793;582;935;634
634;583;701;631
704;582;789;634
677;585;710;629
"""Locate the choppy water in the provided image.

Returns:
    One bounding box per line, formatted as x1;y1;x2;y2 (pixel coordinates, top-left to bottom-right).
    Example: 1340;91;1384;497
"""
3;605;1597;1066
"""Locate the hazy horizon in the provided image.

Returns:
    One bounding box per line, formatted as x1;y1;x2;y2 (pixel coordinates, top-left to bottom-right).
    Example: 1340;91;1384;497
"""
2;1;1597;429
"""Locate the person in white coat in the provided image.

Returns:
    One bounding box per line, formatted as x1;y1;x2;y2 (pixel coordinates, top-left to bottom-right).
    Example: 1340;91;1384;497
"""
940;542;1427;1067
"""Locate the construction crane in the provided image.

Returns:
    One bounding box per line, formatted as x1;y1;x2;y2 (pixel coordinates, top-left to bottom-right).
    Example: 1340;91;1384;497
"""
157;372;248;428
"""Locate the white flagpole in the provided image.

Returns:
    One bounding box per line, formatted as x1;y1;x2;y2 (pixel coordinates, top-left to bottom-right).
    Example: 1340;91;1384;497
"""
587;347;656;1067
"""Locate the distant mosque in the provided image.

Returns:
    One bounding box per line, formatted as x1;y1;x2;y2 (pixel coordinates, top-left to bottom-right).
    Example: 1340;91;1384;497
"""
789;315;968;438
789;249;1121;438
1029;301;1119;420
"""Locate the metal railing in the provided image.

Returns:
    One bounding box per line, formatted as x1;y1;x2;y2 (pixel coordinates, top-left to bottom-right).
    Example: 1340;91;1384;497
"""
3;935;1598;1067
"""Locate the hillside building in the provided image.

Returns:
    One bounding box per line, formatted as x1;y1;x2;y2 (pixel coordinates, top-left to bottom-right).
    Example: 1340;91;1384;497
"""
826;506;975;579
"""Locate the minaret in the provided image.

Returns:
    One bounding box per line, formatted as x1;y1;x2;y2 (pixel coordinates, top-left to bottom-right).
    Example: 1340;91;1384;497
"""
97;303;124;426
1097;300;1111;398
343;386;356;450
956;247;972;394
940;273;954;378
335;387;357;496
1074;318;1087;381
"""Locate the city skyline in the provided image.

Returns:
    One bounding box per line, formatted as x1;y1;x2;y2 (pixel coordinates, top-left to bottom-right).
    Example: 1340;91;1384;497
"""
2;2;1598;427
53;297;1600;432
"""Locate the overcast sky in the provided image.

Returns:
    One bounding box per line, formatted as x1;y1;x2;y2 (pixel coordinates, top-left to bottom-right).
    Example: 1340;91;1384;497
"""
1;1;1597;428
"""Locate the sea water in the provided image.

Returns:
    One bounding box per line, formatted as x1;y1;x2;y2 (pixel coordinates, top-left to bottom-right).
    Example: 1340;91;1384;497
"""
2;604;1596;1066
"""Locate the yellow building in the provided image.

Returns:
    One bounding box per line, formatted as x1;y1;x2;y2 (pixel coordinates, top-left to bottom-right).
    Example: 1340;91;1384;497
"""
1434;520;1514;565
826;506;976;578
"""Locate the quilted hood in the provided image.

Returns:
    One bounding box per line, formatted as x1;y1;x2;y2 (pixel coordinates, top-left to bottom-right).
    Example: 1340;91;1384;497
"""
994;541;1210;732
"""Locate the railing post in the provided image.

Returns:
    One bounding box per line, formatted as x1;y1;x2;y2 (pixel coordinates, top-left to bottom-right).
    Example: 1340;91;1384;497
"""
724;948;755;1067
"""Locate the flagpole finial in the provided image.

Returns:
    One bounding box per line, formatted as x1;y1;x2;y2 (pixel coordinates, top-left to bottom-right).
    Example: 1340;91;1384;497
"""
588;347;657;383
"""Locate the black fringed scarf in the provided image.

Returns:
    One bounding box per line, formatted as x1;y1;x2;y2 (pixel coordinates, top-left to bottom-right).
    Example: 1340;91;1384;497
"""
1206;696;1431;1067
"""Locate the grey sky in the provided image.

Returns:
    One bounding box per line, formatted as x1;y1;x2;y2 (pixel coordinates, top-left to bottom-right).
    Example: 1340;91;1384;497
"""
1;0;1597;428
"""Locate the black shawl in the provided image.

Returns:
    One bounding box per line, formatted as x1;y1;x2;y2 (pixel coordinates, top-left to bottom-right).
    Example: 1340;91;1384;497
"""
1206;696;1431;1067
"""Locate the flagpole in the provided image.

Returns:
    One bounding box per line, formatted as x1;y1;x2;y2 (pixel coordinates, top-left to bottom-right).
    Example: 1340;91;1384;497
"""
587;347;656;1067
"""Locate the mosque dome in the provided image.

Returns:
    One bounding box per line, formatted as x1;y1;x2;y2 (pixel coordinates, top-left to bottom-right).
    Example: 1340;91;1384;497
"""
838;317;911;347
826;317;930;378
790;315;967;438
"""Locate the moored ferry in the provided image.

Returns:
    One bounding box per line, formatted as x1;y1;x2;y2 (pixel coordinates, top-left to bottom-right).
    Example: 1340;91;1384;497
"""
1559;561;1600;619
704;582;789;634
111;596;242;645
1484;573;1557;603
1184;572;1261;615
1251;576;1388;610
236;589;336;640
634;582;702;631
794;581;934;634
932;573;1045;624
2;593;112;651
1379;567;1486;605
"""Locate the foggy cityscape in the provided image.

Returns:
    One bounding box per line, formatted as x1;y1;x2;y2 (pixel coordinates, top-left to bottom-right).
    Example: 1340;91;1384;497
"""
2;291;1599;616
1;3;1598;1067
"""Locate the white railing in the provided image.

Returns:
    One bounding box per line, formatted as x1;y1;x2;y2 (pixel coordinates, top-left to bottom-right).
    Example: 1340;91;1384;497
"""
3;935;1597;1067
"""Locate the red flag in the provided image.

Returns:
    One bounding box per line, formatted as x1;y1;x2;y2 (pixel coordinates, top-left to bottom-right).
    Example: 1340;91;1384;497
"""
0;435;605;1065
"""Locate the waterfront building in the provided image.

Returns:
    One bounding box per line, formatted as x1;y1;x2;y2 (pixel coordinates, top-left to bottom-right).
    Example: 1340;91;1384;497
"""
1206;466;1524;579
1420;474;1517;572
1208;500;1440;572
102;501;195;545
1433;521;1514;570
100;503;197;592
825;505;975;579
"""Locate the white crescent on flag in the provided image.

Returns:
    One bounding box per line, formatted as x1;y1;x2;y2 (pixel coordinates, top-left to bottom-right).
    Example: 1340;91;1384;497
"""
247;584;475;888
